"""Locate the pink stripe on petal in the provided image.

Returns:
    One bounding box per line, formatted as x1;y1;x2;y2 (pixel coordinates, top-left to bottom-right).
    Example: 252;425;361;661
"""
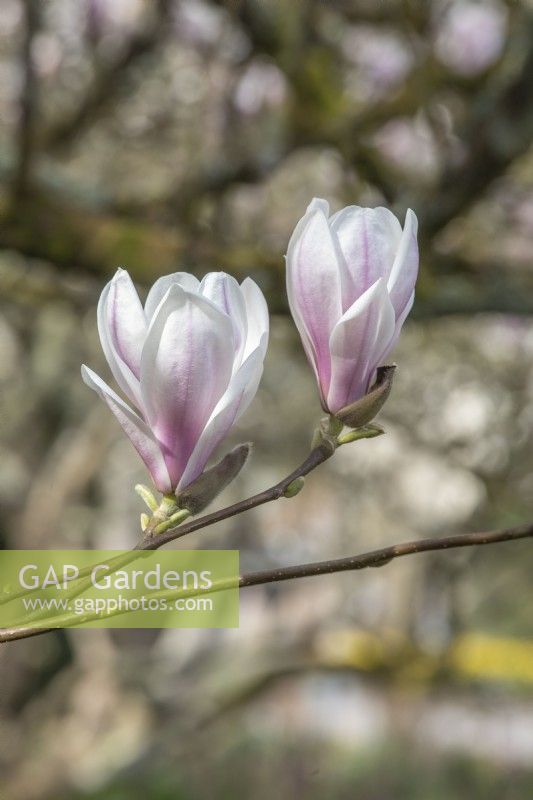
140;285;234;489
81;365;172;492
286;207;344;400
178;346;264;490
104;269;146;377
97;270;146;411
330;206;403;309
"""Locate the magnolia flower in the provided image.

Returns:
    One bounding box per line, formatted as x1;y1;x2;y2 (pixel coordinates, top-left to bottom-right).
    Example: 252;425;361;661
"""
286;198;418;422
82;270;269;495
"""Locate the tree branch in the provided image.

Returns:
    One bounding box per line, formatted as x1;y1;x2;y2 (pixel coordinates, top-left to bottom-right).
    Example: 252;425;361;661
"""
43;0;173;152
136;441;335;550
12;0;41;203
239;522;533;587
1;521;531;644
419;10;533;238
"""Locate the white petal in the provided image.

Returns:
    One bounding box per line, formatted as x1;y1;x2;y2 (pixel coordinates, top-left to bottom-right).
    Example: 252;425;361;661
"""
178;346;265;490
388;290;415;353
200;272;248;365
144;272;201;321
306;197;330;216
97;269;146;409
330;206;403;308
140;284;234;489
327;278;396;413
241;277;269;360
81;365;172;493
387;208;419;320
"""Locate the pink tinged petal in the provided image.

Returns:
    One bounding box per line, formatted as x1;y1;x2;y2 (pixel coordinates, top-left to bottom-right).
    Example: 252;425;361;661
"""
178;346;265;490
327;278;396;414
144;272;201;321
240;277;269;360
199;272;248;365
97;270;146;410
330;206;403;309
101;269;146;376
140;285;234;489
286;207;344;402
81;365;172;493
285;224;322;400
387;208;419;321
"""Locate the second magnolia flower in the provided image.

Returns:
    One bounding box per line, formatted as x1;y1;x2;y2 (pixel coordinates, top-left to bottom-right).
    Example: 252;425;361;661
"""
82;270;269;494
286;198;419;418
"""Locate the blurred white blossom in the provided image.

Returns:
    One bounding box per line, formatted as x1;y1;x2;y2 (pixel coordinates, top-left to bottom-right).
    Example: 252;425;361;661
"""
374;116;440;178
343;27;413;98
234;60;288;115
435;1;508;76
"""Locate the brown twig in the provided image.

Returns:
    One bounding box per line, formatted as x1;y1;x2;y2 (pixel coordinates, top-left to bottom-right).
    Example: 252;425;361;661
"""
239;522;533;586
136;442;335;550
1;521;531;644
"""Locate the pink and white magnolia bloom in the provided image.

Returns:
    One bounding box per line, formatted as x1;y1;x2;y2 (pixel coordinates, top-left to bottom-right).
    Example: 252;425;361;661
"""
82;270;269;494
286;198;418;415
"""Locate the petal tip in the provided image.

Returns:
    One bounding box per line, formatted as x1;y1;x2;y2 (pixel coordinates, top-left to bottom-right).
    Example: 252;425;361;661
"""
80;363;93;384
405;208;419;232
306;197;330;216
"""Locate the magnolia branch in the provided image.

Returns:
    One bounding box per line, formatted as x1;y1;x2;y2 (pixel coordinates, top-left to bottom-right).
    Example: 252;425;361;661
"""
1;521;532;644
136;442;335;550
44;0;173;152
137;400;391;549
1;419;530;645
239;523;533;587
12;0;40;203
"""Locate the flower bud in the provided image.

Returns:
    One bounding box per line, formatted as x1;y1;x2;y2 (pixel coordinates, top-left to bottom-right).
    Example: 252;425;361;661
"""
283;477;305;498
286;199;417;417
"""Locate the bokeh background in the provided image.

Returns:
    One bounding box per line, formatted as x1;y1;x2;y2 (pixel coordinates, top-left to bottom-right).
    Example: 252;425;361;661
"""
1;0;533;797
